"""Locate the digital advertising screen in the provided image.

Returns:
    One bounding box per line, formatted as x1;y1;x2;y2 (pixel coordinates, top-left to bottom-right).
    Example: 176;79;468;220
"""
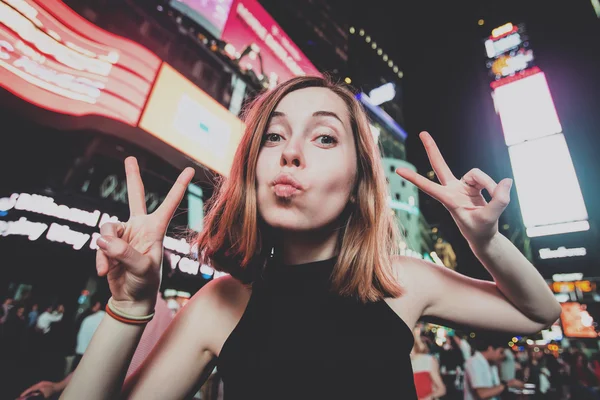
139;63;245;176
508;134;589;237
220;0;320;84
0;0;161;126
170;0;234;38
493;71;562;146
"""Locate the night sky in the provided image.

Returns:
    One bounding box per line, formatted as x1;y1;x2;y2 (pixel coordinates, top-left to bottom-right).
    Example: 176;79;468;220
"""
350;0;600;278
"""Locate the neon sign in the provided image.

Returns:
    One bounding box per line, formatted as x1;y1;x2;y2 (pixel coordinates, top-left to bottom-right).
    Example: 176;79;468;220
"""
0;0;160;126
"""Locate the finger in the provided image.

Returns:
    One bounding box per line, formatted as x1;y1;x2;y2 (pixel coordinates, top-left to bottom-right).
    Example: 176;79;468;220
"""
96;248;111;277
99;221;125;238
420;131;456;185
488;178;512;215
154;167;195;227
396;167;447;202
20;386;38;397
125;157;147;216
462;168;498;195
96;235;150;274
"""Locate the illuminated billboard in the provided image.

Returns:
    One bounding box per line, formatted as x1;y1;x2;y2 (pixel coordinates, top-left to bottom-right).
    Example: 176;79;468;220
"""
494;71;562;146
170;0;234;38
220;0;320;85
0;0;161;126
508;134;588;237
139;63;245;176
485;22;588;239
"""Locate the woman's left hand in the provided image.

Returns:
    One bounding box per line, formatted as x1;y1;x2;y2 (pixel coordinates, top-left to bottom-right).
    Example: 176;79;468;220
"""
396;131;513;247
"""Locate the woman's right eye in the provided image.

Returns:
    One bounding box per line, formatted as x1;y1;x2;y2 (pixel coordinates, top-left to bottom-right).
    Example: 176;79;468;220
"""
263;133;282;143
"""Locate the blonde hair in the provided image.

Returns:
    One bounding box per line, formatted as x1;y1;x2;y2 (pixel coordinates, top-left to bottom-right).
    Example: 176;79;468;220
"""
195;76;403;302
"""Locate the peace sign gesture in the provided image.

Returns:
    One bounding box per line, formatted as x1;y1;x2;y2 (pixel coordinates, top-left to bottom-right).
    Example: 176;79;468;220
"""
396;132;513;247
96;157;195;315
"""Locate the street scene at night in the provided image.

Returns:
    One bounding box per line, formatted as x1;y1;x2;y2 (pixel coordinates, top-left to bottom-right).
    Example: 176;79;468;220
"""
1;0;600;399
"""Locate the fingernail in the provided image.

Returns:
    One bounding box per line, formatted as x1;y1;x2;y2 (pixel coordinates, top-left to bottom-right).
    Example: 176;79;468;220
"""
504;179;513;188
97;236;109;249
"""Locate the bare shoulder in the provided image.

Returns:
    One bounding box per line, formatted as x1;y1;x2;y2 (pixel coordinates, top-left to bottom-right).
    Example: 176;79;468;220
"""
384;255;446;328
181;275;252;356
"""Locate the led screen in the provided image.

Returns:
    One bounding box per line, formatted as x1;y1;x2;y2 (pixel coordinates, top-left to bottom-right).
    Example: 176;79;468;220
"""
560;302;599;339
508;134;588;237
494;72;562;146
139;63;245;176
170;0;234;38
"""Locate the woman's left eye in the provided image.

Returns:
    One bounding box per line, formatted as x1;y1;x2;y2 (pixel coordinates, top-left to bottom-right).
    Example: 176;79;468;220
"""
316;135;337;146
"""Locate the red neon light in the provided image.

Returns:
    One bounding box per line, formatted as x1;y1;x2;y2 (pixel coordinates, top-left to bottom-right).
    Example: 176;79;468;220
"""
490;66;542;90
0;0;161;126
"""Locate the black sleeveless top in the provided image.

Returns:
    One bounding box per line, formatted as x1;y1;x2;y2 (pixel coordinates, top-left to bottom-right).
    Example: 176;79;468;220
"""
217;257;417;399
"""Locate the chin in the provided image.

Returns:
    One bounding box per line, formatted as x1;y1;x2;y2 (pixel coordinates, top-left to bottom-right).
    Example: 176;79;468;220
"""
261;208;311;231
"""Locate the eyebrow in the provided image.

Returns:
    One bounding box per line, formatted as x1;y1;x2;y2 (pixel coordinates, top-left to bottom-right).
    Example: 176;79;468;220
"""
271;110;344;125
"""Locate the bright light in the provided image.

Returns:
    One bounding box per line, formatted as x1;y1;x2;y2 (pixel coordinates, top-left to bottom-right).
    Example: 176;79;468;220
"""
492;22;514;38
478;19;485;26
398;71;403;78
359;29;364;36
508;134;588;235
553;273;584;282
368;82;396;106
371;42;377;49
349;26;355;34
365;36;371;43
539;247;587;260
430;251;445;267
527;221;590;238
485;33;522;58
388;60;393;67
494;72;562;146
344;76;352;84
383;54;388;61
393;66;399;73
369;123;381;142
377;49;383;55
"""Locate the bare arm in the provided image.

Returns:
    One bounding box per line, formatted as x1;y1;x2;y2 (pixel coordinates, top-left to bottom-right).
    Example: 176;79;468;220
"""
429;357;446;399
401;256;554;334
61;277;236;400
396;132;561;334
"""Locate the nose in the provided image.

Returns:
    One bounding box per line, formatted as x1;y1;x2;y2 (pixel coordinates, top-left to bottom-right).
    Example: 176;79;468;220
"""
280;139;304;168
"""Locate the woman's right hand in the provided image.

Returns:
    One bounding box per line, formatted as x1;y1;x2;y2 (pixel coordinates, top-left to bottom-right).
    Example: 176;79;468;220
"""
96;157;195;315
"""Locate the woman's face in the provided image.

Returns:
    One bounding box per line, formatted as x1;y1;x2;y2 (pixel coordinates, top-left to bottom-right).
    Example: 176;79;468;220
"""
256;87;357;233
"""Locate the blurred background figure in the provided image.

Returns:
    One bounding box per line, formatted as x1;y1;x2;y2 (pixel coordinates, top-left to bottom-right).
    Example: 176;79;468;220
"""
411;327;446;400
439;332;465;399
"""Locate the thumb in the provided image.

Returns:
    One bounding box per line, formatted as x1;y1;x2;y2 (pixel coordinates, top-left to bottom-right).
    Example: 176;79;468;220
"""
488;178;512;214
96;235;149;274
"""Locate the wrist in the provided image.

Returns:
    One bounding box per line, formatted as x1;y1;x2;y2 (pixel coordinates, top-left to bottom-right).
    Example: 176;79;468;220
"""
470;231;503;255
108;297;156;317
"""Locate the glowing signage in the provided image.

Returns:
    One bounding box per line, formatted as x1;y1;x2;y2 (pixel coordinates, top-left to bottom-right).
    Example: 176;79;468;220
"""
494;72;562;146
169;0;234;38
508;134;589;236
490;49;534;78
220;0;320;84
139;63;245;176
485;33;522;59
491;22;515;38
0;192;196;255
0;0;160;125
368;82;396;106
560;302;599;338
539;246;587;260
553;272;584;282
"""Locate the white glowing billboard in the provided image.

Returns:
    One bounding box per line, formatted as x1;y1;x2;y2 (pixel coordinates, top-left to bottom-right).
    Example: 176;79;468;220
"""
494;72;562;146
508;134;589;237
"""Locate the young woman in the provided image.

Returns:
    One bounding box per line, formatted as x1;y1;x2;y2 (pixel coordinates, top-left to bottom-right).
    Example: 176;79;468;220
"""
411;328;446;399
60;76;561;400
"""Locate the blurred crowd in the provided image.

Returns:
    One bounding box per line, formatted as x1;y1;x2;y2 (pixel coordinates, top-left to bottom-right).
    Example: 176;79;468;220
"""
411;324;600;400
3;293;600;400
